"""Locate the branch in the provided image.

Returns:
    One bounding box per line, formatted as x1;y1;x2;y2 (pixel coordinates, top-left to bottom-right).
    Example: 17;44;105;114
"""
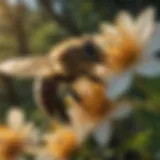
1;0;30;55
14;1;30;55
39;0;82;36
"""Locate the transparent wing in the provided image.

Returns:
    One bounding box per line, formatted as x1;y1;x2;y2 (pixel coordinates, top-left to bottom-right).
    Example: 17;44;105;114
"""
0;56;53;78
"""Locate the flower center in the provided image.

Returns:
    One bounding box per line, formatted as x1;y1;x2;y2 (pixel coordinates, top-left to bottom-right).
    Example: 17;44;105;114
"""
107;39;141;72
0;127;23;158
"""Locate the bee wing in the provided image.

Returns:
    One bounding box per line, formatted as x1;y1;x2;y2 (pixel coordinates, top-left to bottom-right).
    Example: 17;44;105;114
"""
0;56;53;78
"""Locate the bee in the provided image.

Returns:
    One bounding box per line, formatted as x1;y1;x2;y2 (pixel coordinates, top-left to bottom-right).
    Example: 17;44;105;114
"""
38;76;115;160
0;36;108;78
0;36;109;123
0;7;154;124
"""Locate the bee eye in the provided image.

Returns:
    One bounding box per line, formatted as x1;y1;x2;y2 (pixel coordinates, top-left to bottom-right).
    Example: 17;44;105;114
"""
83;41;100;61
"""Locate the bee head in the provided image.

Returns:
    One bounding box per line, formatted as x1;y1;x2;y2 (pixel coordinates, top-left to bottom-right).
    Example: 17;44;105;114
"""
49;36;109;81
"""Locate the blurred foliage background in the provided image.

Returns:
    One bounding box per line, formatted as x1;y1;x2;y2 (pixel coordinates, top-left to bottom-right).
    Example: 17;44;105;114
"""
0;0;159;159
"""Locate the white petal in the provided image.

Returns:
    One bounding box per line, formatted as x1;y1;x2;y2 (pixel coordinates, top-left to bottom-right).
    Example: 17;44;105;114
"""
100;23;120;37
99;24;122;46
6;107;25;131
143;23;160;57
23;124;39;143
136;7;156;45
36;154;53;160
93;120;113;147
109;102;133;120
29;128;40;144
43;133;55;142
136;7;155;27
69;105;95;143
106;72;133;100
137;59;160;77
116;11;135;33
17;157;27;160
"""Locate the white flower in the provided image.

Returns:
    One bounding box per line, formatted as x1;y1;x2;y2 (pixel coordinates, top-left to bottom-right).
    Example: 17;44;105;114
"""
6;107;39;145
92;8;157;146
93;120;113;147
36;125;78;160
92;101;132;146
98;7;160;100
0;107;39;158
